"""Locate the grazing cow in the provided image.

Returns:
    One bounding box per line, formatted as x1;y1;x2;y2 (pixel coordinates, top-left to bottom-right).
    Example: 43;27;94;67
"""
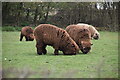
34;24;79;55
77;23;100;40
66;25;93;54
20;26;34;41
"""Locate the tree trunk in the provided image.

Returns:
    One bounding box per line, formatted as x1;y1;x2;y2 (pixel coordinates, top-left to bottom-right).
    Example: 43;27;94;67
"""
2;2;10;25
26;9;30;21
16;2;23;26
34;5;39;25
43;3;50;24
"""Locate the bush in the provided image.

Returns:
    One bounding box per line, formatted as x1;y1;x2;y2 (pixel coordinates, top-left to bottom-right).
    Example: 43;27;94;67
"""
21;22;30;26
2;26;35;31
14;27;22;31
2;26;22;31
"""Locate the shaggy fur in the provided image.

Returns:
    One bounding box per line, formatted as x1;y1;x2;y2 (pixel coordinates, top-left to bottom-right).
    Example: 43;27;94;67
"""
20;26;34;41
66;25;92;54
34;24;79;55
77;23;100;40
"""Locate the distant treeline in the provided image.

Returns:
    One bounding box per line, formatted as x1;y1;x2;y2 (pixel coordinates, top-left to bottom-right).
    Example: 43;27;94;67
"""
2;2;119;31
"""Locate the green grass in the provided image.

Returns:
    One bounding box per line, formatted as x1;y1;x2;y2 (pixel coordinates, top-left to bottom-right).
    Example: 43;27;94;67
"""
2;31;118;78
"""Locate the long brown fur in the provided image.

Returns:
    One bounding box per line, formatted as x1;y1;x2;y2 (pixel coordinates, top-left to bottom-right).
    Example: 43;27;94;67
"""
77;23;100;40
34;24;79;55
20;26;34;41
66;25;92;54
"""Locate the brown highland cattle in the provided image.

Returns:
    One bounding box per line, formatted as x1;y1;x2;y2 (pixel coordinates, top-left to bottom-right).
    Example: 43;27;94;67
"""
77;23;100;40
20;26;34;41
66;25;93;54
34;24;79;55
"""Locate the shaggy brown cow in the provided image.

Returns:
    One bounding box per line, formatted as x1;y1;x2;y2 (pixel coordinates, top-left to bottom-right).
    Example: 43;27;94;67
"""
20;26;34;41
66;25;93;54
34;24;79;55
77;23;100;40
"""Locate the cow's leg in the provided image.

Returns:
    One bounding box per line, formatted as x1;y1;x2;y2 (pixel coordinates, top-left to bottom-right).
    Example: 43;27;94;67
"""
25;36;29;41
42;45;47;55
54;49;59;55
54;44;59;55
36;41;44;55
20;33;23;41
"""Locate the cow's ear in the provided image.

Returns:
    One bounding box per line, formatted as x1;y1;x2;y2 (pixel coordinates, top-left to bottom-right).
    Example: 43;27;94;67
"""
30;34;34;38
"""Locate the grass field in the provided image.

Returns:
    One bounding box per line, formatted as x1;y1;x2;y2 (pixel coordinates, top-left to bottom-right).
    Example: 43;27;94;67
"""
2;31;118;78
